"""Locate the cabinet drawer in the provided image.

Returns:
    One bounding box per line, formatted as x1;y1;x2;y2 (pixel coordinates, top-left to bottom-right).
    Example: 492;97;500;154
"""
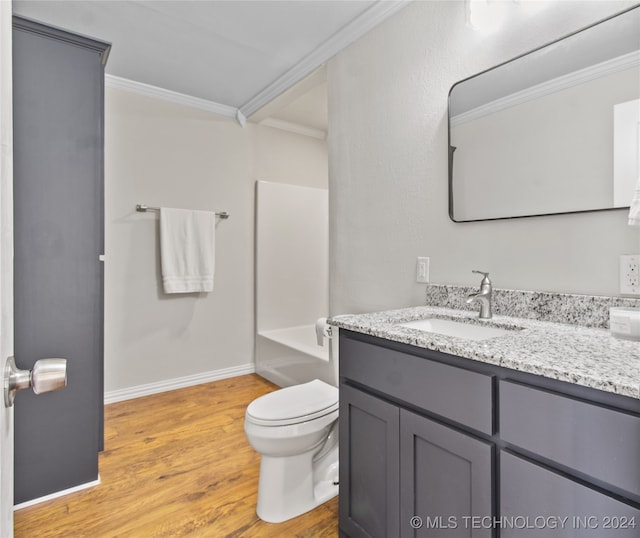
501;452;640;538
340;336;493;434
500;380;640;497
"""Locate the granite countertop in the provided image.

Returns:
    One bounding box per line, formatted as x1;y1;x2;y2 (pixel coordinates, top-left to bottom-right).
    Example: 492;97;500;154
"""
328;306;640;400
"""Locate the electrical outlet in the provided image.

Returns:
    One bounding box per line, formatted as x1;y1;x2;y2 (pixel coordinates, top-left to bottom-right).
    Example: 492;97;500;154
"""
620;255;640;296
416;257;430;283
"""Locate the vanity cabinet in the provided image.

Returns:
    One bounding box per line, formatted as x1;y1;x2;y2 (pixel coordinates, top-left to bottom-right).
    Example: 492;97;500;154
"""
338;330;640;538
339;334;494;538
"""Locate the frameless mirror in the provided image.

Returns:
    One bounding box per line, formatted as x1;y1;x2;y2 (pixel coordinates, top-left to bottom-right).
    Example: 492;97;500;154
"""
448;6;640;222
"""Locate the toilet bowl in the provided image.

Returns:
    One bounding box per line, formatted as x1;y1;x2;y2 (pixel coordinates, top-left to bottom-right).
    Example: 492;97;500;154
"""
244;378;339;523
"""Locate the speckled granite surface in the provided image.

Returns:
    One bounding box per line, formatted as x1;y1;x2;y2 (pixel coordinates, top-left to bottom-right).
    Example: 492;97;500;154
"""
328;306;640;399
425;284;640;328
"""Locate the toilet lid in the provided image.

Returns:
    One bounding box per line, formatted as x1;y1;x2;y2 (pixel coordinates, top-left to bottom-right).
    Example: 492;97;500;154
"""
246;379;338;424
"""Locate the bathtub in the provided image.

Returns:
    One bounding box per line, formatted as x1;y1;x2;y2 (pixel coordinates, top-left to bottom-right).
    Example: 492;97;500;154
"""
255;324;336;388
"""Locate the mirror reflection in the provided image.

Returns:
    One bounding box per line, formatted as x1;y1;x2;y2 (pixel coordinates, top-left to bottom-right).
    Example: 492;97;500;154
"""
449;6;640;222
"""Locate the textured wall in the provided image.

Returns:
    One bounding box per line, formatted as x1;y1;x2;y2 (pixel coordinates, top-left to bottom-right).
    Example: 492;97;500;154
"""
328;0;640;315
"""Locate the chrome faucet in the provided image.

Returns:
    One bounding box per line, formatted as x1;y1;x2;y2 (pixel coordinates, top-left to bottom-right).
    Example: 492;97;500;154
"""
466;270;492;319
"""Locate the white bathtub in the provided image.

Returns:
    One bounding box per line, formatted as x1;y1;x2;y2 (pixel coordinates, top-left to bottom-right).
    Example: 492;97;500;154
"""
256;324;336;388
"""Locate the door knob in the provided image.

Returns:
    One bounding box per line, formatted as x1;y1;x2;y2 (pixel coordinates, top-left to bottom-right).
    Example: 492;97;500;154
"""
3;356;67;408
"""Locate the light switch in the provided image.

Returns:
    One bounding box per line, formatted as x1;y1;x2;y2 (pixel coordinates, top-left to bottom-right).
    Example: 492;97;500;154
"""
416;257;430;283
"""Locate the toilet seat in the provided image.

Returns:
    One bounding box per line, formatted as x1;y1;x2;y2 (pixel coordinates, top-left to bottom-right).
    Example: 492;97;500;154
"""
246;379;338;427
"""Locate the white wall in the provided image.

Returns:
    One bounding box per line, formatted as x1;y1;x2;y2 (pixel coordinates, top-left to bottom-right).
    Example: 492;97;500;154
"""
0;0;14;531
328;0;640;315
104;87;327;394
251;125;328;190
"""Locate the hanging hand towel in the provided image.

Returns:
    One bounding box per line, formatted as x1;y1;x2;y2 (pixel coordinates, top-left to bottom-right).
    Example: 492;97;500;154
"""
160;207;215;293
629;128;640;226
629;179;640;226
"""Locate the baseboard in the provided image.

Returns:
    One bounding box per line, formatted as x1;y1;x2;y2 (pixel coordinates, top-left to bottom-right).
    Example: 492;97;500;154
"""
104;363;256;404
14;477;101;510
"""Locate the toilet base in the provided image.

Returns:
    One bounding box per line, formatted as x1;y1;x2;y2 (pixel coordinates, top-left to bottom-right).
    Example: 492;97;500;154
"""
256;444;339;523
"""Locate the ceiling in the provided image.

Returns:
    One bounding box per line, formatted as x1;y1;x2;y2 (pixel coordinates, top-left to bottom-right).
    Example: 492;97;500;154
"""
13;0;408;127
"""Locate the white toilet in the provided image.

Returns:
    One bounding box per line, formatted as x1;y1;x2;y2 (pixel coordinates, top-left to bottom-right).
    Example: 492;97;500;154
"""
244;378;339;523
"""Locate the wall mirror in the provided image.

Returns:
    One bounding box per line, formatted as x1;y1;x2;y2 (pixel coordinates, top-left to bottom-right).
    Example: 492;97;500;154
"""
448;6;640;222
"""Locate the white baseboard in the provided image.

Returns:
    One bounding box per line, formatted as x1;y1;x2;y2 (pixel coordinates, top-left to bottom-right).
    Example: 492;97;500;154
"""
104;363;256;404
14;477;101;510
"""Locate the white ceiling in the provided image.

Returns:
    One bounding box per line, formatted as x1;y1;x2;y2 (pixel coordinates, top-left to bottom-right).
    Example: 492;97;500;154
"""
13;0;408;125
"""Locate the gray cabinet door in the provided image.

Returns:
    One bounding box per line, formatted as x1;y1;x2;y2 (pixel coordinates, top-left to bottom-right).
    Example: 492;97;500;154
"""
500;451;640;538
400;410;493;538
13;17;109;503
339;384;400;538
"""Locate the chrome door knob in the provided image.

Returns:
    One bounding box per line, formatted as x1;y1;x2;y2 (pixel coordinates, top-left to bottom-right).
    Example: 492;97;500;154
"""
3;356;67;407
31;358;67;395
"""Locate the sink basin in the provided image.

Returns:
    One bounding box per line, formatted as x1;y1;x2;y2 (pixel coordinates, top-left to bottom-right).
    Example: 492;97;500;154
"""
398;318;513;341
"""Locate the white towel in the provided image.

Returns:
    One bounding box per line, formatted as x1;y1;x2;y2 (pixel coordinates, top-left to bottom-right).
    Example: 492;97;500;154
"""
629;127;640;226
160;208;215;293
629;179;640;226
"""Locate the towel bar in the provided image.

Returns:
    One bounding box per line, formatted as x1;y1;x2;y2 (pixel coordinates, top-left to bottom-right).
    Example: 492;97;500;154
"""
136;204;229;219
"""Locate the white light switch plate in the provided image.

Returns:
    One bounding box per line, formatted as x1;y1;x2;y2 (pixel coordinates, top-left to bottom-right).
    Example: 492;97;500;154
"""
416;257;430;283
620;254;640;296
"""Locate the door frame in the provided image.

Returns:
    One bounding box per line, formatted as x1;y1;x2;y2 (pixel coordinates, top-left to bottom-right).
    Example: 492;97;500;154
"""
0;0;15;535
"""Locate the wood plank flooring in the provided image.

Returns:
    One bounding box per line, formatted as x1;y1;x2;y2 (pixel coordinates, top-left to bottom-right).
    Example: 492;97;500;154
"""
14;374;339;537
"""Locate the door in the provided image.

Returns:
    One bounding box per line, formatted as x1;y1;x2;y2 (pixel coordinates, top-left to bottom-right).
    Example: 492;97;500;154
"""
400;410;493;538
339;383;400;538
12;17;108;504
0;0;14;534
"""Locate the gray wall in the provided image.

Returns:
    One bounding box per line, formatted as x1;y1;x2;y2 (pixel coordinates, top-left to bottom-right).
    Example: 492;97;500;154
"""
328;0;640;315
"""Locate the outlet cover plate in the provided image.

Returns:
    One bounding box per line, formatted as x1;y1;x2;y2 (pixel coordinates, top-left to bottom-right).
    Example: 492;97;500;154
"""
620;254;640;296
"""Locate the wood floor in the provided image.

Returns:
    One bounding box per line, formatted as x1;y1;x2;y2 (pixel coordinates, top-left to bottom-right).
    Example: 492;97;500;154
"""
14;374;339;537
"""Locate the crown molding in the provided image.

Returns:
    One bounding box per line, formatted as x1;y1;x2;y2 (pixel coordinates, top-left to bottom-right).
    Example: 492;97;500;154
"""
451;50;640;127
239;0;411;118
105;74;239;120
259;118;327;140
104;1;411;127
14;15;111;64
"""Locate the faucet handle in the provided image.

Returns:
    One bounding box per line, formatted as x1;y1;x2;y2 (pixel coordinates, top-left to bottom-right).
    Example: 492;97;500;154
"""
472;270;491;284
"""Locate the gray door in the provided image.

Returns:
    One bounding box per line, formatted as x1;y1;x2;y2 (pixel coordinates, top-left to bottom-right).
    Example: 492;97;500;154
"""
400;410;493;538
339;384;400;538
12;17;109;504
